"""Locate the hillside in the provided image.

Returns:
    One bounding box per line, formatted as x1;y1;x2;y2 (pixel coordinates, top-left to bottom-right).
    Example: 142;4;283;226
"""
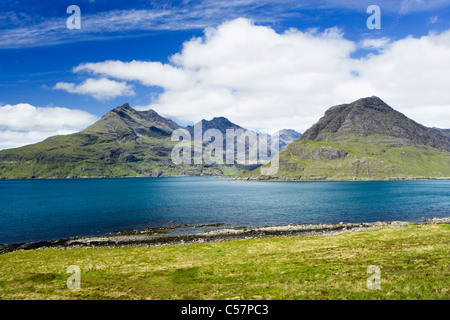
0;104;239;178
301;96;450;151
240;97;450;180
0;104;300;179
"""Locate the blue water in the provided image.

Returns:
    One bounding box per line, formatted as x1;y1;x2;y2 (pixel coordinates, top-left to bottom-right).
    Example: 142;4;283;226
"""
0;177;449;244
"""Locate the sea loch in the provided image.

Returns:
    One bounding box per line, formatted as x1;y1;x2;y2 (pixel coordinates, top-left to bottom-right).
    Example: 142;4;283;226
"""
0;177;449;244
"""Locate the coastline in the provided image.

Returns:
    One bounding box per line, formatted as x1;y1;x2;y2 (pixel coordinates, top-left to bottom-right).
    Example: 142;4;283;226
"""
1;217;448;254
234;176;450;181
1;175;450;181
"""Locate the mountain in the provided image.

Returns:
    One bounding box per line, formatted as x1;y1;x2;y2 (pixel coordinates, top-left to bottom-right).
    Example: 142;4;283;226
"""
83;103;180;140
275;129;302;150
186;117;245;136
301;96;450;151
5;97;444;181
240;97;450;180
186;117;301;164
0;104;242;178
0;104;300;179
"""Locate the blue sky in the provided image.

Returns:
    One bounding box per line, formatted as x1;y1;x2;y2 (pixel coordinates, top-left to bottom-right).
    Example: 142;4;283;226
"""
1;0;450;149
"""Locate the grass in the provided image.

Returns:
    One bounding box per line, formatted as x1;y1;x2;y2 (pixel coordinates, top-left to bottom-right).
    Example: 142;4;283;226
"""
242;137;450;180
0;224;448;300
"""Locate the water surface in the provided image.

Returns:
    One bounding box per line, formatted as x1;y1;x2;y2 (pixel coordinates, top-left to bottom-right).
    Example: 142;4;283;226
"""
0;177;449;244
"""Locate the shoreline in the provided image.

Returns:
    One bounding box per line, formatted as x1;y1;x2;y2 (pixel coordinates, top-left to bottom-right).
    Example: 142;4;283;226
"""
234;177;450;181
1;217;448;254
1;175;450;181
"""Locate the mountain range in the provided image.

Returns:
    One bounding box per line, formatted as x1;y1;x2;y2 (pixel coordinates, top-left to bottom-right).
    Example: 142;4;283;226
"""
1;96;449;180
0;104;300;178
240;96;450;180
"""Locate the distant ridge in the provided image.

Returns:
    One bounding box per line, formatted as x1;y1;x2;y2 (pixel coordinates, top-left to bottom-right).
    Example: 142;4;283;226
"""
275;129;302;150
186;117;244;136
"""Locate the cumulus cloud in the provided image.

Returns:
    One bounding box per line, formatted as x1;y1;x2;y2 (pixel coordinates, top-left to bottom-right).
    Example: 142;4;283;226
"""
355;30;450;128
70;19;358;132
53;77;135;100
65;18;450;132
0;103;98;150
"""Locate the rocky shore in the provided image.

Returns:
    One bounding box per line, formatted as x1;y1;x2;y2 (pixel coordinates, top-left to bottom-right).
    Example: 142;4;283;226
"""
1;217;449;254
234;176;450;181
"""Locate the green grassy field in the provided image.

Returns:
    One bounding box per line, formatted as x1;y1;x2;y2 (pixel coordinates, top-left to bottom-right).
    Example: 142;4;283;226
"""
0;224;448;300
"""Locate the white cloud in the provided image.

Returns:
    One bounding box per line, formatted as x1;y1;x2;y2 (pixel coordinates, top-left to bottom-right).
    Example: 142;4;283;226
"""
0;103;98;150
74;62;192;91
359;37;391;50
64;18;450;132
72;19;357;132
355;30;450;128
53;77;135;100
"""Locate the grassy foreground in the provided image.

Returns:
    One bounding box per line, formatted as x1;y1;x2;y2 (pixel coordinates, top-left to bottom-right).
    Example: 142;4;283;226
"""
0;224;448;300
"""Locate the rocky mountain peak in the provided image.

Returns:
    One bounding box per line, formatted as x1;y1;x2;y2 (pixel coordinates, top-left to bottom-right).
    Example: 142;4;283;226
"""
186;116;244;135
83;104;179;140
274;129;302;150
301;97;450;151
113;103;132;110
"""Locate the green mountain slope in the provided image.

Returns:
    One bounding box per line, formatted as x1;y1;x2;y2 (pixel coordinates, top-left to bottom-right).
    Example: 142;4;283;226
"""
0;104;245;178
240;97;450;180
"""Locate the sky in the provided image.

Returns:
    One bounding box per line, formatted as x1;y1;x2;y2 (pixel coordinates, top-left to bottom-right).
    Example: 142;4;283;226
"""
1;0;450;150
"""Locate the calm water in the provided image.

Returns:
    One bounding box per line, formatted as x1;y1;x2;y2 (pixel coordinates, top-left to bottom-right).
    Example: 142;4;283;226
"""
0;177;449;244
